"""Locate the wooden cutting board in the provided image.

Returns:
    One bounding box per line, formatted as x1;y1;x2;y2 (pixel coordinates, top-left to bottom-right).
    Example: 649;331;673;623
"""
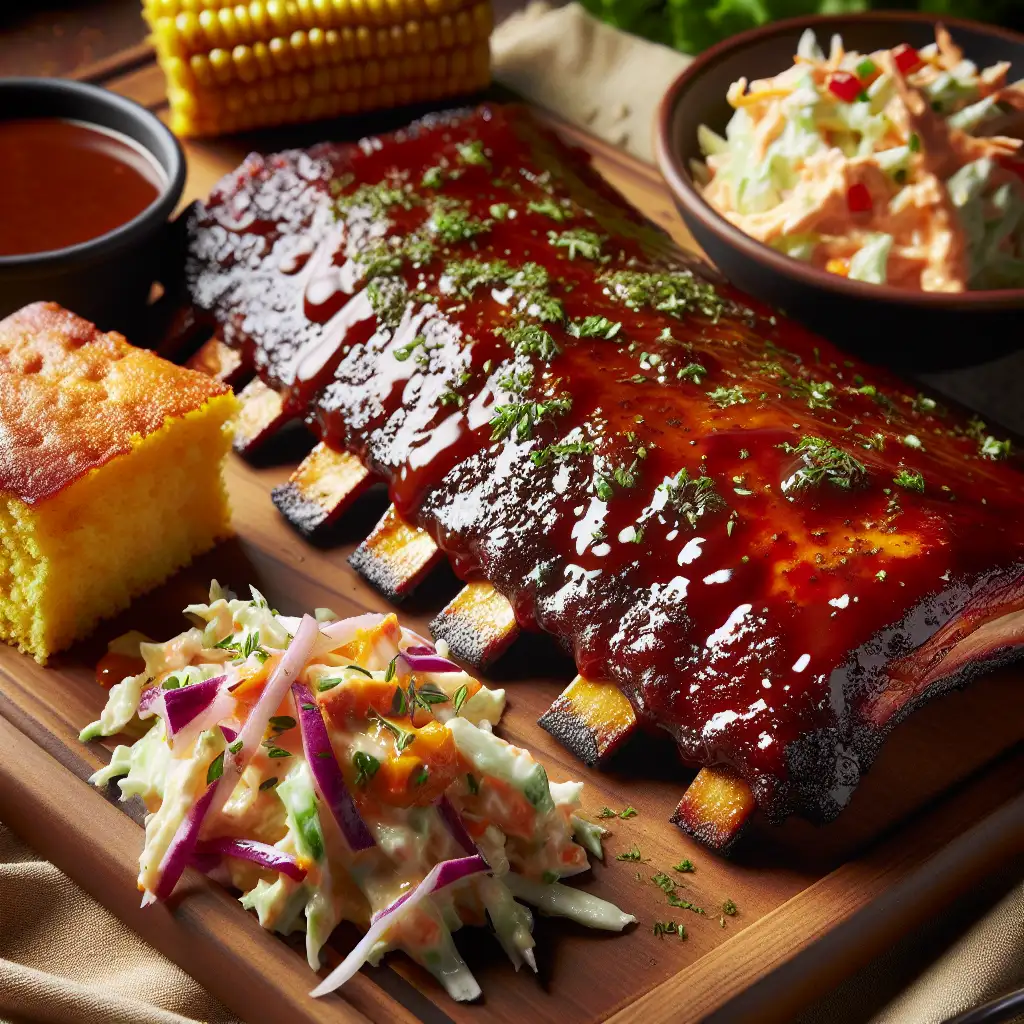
1;47;1024;1024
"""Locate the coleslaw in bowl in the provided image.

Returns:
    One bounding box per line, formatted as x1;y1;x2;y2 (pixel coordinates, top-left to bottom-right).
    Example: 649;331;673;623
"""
693;26;1024;292
82;582;633;1002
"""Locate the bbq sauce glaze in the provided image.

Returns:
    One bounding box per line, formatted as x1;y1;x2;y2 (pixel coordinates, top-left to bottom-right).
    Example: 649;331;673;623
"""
0;118;163;256
188;106;1024;820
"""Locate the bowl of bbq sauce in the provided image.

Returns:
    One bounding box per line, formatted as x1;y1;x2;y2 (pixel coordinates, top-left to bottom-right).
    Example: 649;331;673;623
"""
0;78;185;330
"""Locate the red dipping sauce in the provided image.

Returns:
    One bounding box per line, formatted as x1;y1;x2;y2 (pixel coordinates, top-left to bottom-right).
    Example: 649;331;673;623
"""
0;118;165;257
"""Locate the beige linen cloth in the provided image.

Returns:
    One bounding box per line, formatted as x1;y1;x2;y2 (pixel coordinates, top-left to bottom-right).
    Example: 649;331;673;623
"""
1;6;1022;1023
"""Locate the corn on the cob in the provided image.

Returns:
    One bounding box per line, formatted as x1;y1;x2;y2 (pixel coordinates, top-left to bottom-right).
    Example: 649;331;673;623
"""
144;0;492;137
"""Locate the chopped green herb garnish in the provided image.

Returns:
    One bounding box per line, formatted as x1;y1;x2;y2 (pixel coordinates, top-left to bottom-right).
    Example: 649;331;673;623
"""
317;678;342;692
909;132;921;153
707;385;748;408
651;872;676;893
353;750;380;787
345;663;373;677
601;268;727;321
667;893;705;914
497;321;560;362
567;315;622;340
531;437;596;468
369;709;416;752
161;675;181;690
893;468;925;492
619;806;637;818
597;807;617;819
786;376;835;410
421;166;444;189
266;746;292;759
658;468;726;527
722;899;738;916
384;656;398;683
489;202;511;220
876;569;888;581
207;752;225;785
543;870;560;884
980;435;1012;460
269;715;296;732
548;228;605;261
452;683;469;715
490;371;572;443
393;334;426;362
412;683;449;710
367;277;412;329
335;180;416;218
676;363;707;384
615;844;645;862
527;197;573;222
466;772;480;795
652;920;679;938
259;776;278;791
428;201;490;244
456;139;490;167
228;739;243;754
673;859;695;873
413;765;430;786
779;436;867;493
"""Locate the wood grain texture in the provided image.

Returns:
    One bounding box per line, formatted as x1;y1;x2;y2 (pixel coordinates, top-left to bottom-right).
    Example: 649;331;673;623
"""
0;51;1015;1024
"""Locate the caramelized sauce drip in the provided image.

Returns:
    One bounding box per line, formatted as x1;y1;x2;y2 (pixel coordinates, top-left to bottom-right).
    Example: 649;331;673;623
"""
96;651;145;690
187;107;1024;818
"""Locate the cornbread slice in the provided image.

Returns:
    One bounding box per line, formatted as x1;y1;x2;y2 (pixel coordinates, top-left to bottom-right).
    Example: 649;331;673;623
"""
0;302;237;663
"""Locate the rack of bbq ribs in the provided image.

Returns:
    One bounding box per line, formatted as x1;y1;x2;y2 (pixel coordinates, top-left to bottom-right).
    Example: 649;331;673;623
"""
165;104;1024;853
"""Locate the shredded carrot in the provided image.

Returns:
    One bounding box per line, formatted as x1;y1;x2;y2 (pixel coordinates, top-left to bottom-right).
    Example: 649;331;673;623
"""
730;87;794;109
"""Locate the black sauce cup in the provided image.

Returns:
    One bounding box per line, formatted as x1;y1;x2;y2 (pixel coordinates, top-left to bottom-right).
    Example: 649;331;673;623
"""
0;78;186;333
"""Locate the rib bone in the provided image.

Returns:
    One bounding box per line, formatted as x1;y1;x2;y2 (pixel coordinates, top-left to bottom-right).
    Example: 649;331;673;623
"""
348;505;443;601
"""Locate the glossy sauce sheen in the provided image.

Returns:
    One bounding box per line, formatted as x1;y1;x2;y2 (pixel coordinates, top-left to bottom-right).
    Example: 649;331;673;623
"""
186;106;1024;821
0;119;163;256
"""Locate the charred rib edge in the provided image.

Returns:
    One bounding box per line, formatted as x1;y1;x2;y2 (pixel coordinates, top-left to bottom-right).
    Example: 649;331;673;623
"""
348;504;444;602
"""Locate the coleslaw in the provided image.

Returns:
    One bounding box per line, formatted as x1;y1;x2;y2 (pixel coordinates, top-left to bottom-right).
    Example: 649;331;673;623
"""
694;27;1024;291
82;582;633;1001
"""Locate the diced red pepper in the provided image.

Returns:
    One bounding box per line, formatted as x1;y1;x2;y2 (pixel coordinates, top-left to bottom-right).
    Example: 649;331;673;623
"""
892;44;922;75
847;183;873;214
828;71;863;103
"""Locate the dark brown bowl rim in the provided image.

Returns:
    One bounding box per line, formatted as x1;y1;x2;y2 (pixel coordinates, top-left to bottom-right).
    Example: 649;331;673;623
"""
655;10;1024;310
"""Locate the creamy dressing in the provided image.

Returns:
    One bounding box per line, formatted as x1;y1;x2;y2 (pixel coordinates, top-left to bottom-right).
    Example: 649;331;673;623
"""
82;582;631;1001
697;27;1024;292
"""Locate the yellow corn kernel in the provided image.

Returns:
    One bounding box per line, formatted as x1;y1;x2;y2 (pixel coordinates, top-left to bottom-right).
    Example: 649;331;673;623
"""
308;26;329;64
290;29;312;69
154;0;492;137
251;39;275;76
268;35;294;73
209;47;233;84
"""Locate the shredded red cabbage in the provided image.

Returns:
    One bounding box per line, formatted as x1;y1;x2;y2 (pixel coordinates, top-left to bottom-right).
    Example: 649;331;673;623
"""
435;795;477;856
195;837;307;882
310;854;489;997
205;615;319;826
399;646;463;674
292;681;375;852
161;676;226;736
143;780;218;905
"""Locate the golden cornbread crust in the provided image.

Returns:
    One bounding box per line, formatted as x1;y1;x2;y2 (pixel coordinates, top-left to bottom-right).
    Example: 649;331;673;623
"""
0;302;231;505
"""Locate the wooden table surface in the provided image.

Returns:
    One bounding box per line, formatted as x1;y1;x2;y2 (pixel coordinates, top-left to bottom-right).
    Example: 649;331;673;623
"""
3;6;1023;1024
